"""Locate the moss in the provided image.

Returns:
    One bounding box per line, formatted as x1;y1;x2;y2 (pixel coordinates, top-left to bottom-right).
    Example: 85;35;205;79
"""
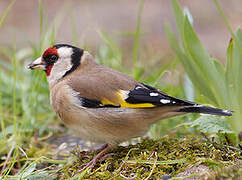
208;163;242;180
58;136;241;179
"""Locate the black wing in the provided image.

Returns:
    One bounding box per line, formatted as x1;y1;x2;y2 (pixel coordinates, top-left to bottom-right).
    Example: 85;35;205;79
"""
124;83;196;107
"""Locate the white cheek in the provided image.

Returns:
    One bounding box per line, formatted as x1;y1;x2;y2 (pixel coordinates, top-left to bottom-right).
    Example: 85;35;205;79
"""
47;57;72;85
47;47;74;85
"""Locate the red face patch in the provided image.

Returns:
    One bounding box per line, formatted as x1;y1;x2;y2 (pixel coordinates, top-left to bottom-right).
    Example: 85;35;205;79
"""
46;64;53;76
43;46;58;58
42;46;58;76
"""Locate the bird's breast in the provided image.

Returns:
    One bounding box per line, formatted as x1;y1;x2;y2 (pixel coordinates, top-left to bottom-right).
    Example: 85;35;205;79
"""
50;83;88;124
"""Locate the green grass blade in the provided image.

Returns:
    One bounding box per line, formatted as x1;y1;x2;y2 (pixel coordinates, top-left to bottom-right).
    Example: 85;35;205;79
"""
183;16;228;106
0;0;16;29
126;158;186;165
98;30;122;62
225;39;234;87
12;38;17;136
164;23;217;103
133;0;144;78
183;16;214;79
214;0;236;40
235;30;242;78
70;11;78;46
38;0;44;36
171;0;185;44
0;90;5;138
212;58;225;83
235;29;242;113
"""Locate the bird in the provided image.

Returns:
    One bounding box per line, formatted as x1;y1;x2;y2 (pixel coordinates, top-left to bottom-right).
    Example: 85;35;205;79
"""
28;44;232;169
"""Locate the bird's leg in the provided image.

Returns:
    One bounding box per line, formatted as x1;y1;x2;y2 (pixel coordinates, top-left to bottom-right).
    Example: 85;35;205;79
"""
81;144;111;170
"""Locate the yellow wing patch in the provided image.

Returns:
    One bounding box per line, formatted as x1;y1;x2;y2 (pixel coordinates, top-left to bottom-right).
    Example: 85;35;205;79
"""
119;101;155;108
101;98;118;106
101;90;155;108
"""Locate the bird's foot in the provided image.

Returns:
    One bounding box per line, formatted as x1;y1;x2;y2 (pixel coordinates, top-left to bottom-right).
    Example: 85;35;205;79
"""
80;156;99;170
79;144;111;171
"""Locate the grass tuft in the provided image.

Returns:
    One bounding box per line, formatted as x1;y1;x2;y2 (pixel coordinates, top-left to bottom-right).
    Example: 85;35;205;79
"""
58;136;241;179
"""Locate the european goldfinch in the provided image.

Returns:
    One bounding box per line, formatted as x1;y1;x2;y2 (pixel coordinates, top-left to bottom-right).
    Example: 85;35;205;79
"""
28;44;232;168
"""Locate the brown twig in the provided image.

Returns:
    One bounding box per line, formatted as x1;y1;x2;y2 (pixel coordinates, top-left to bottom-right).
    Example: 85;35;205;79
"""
0;145;14;176
145;151;158;180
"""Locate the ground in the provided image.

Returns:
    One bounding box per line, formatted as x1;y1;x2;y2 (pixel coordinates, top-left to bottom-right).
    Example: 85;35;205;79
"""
31;134;241;179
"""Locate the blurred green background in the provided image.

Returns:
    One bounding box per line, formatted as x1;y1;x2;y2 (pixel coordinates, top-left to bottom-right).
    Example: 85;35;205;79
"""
0;0;241;178
1;0;242;59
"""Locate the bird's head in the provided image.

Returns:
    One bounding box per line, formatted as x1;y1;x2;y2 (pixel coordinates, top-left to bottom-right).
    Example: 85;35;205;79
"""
28;44;85;84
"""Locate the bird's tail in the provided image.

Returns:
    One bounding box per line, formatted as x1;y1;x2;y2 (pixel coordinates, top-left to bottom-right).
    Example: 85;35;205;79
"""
177;105;232;116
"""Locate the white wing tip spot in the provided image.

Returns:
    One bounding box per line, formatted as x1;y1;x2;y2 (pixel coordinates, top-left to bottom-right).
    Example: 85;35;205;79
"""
194;104;202;107
150;93;159;96
222;110;230;114
135;86;142;90
160;99;170;104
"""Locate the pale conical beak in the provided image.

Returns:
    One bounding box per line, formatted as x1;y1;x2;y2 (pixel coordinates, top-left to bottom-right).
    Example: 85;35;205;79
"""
27;57;46;70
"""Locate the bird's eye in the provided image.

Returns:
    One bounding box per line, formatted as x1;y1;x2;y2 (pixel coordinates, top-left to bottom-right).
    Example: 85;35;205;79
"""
50;55;58;61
